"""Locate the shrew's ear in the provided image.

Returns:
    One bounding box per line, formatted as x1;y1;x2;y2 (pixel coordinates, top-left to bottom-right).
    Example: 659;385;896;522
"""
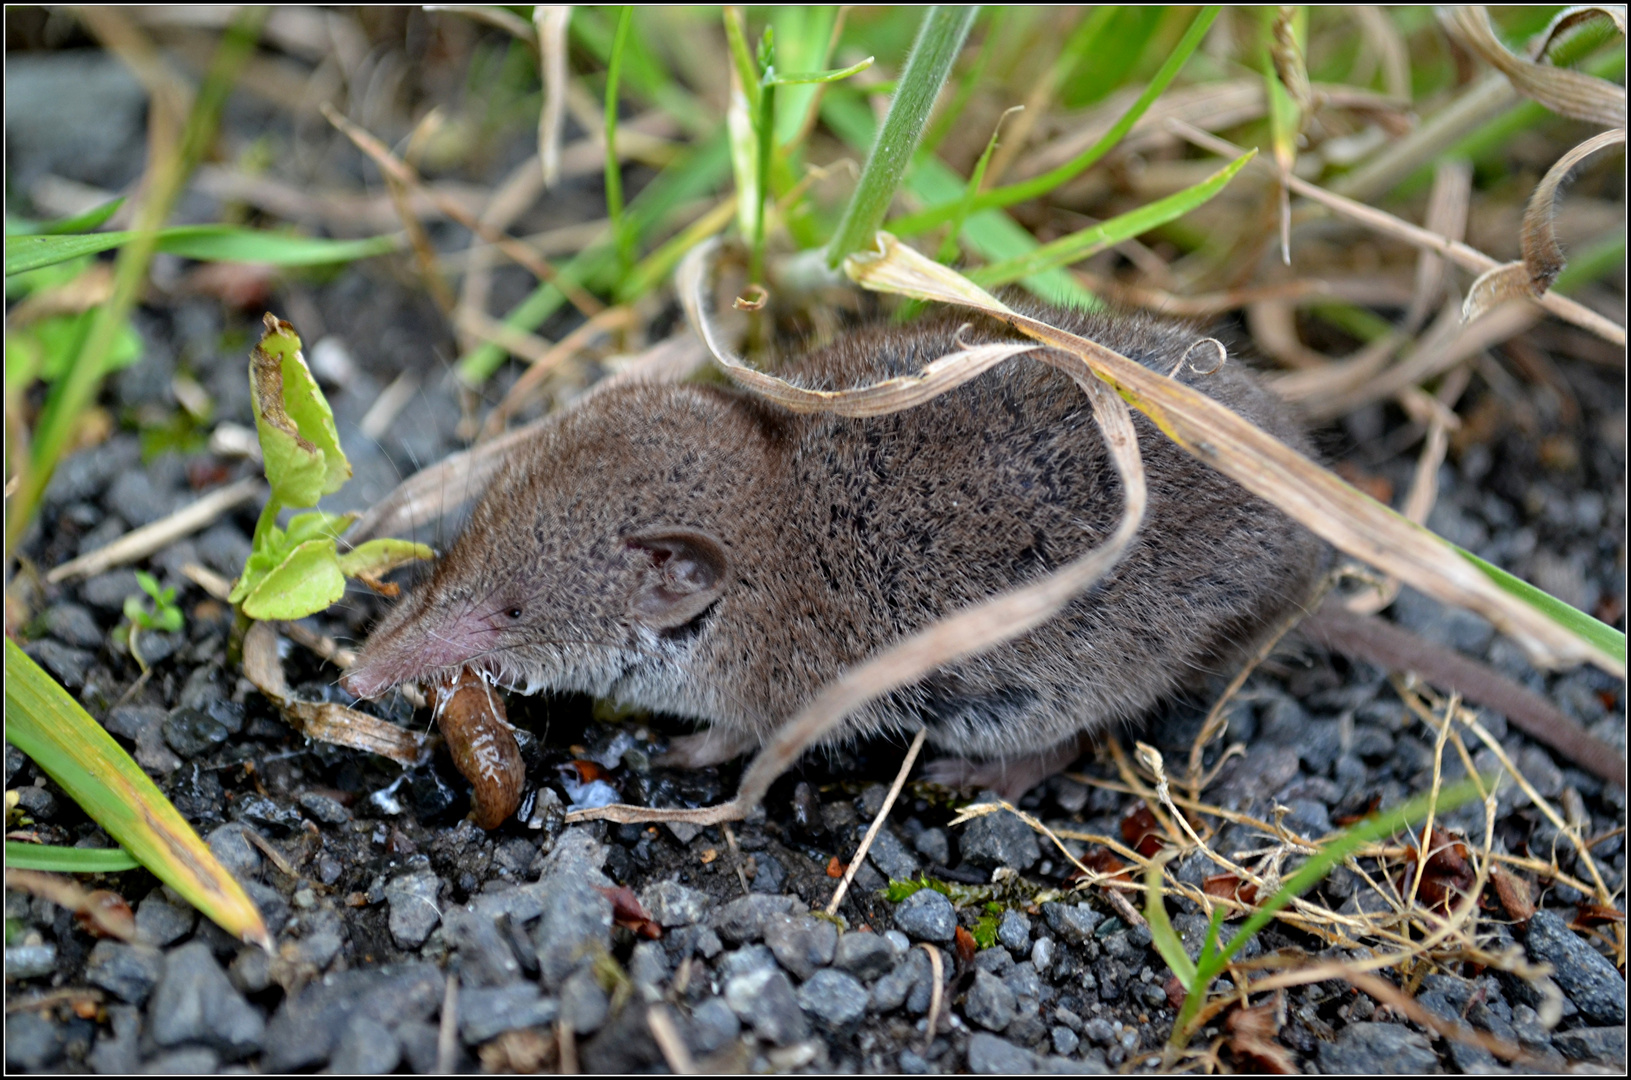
625;529;729;629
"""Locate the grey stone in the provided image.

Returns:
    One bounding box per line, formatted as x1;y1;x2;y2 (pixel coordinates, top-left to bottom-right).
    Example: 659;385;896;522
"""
329;1014;399;1074
960;798;1042;871
913;826;951;866
147;941;264;1059
444;902;521;987
135;889;196;946
999;910;1032;954
966;969;1018;1031
229;792;303;834
1031;936;1057;972
1041;902;1102;944
1319;1021;1438;1073
894;887;957;942
385;871;443;948
1526;910;1626;1024
967;1031;1041;1073
458;982;560;1045
833;931;896;980
24;639;94;690
885;929;911;954
1082;1017;1116;1045
295;790;350;824
228;946;271;995
141;1047;219;1073
560;965;610;1034
396;1021;445;1075
1052;1024;1081;1056
686;996;741;1055
80;569;143;613
868;827;921;881
629;939;668;1000
262;963;443;1071
724;966;809;1046
40;602;103;648
5;52;147;189
872;949;933;1015
1279;797;1332;839
1553;1026;1626;1065
85;940;164;1004
711;892;803;945
205;822;261;882
642;879;710;927
1171;914;1260;963
104;703;163;741
719;943;779;980
797;968;869;1028
197;523;254;578
88;1003;140;1075
106;468;178;528
578;991;666;1073
530;830;614;988
764;912;838;980
749;851;788;893
6;1009;64;1070
1004;959;1044;1001
974;946;1014;975
282;903;344;968
5;942;55;979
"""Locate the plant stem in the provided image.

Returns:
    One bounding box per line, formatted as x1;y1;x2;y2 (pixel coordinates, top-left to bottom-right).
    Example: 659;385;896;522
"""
824;5;978;268
605;5;633;272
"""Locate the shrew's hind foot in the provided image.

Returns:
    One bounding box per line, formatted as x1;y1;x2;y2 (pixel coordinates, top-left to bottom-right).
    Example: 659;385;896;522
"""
921;734;1090;803
655;727;760;769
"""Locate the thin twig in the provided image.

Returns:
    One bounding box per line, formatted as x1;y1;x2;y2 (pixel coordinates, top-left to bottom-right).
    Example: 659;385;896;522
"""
436;972;458;1074
827;728;927;916
919;943;944;1054
46;477;263;583
645;1004;696;1075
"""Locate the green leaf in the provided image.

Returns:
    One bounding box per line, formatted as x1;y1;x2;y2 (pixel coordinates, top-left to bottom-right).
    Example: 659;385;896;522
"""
5;226;399;277
1459;548;1626;661
4;639;268;946
239;538;346;620
136;571;163;602
249;316;350;507
971;911;1001;949
3;196;127;237
14;310;143;383
337;537;435;580
965;150;1255;289
283;510;356;547
3;841;141;873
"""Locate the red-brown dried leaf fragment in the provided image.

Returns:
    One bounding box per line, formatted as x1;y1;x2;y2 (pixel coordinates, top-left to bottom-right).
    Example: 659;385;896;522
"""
1402;826;1477;912
826;857;846;878
1203;873;1259;906
75;890;136;941
595;884;662;939
953;925;977;967
1164;974;1187;1010
1572;903;1626;928
1489;863;1536;923
1121;802;1165;857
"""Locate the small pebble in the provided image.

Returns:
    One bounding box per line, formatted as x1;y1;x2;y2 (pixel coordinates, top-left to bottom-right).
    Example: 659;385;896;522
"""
893;888;956;942
797;968;869;1028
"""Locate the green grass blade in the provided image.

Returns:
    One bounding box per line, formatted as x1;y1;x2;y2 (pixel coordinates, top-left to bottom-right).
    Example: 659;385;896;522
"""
1058;5;1167;109
4;841;141;873
1459;548;1626;661
966;150;1254;289
825;5;979;268
5;638;269;947
1144;857;1198;990
604;6;633;273
6;227;400;277
4;197;128;238
889;6;1221;237
820;90;1094;307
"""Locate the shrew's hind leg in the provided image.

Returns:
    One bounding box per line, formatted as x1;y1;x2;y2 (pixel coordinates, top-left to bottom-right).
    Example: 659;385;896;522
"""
655;726;761;769
921;733;1090;803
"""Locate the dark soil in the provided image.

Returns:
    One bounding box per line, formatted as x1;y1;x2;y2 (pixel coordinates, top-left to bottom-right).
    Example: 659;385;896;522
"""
6;28;1627;1078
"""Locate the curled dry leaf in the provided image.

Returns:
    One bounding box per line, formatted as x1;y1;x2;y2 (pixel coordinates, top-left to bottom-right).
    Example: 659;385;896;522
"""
1444;5;1626;127
1120;802;1166;858
953;925;977;968
1529;5;1628;61
1489;862;1537;922
242;621;425;766
1402;825;1478;913
1226;997;1298;1074
432;668;526;830
1464;128;1627;323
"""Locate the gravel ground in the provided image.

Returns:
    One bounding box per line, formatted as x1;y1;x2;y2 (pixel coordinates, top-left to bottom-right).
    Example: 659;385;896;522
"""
6;42;1627;1078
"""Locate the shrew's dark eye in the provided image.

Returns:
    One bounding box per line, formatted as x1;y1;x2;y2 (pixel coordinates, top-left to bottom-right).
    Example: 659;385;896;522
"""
505;607;524;620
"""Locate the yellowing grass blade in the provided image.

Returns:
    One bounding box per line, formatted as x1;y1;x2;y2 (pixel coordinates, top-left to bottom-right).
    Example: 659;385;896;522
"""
5;638;270;948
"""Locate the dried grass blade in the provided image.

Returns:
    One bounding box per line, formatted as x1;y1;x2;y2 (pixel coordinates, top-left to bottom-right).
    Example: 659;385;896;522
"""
535;6;571;188
1446;5;1626;127
847;232;1623;676
1464;128;1626;323
1530;6;1627;60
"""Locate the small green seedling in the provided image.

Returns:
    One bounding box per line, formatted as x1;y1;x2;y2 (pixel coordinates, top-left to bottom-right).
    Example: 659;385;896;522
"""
123;571;184;634
229;313;431;623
